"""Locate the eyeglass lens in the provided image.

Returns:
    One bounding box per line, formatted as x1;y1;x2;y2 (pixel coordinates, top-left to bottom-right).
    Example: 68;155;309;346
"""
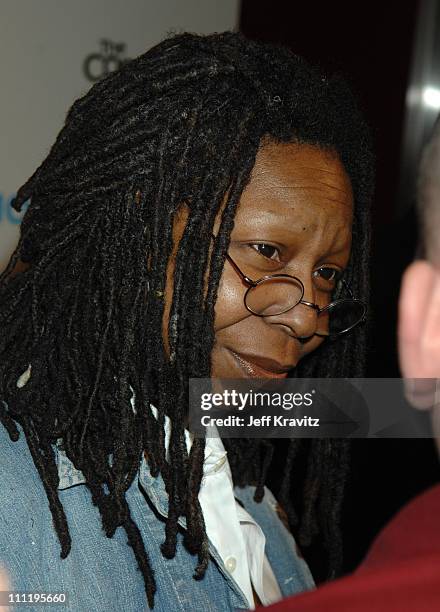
245;276;303;316
245;278;364;335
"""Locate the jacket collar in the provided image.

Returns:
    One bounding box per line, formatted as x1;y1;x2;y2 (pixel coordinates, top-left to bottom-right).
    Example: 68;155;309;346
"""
54;409;227;531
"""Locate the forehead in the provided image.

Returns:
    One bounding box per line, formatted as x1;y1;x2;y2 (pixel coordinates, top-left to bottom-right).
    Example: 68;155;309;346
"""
233;141;354;231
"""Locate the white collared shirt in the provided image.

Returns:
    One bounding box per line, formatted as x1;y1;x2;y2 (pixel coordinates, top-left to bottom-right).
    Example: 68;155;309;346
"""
153;405;283;609
198;432;283;608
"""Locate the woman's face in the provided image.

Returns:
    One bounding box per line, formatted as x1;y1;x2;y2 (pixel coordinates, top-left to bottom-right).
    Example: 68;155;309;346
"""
163;142;353;378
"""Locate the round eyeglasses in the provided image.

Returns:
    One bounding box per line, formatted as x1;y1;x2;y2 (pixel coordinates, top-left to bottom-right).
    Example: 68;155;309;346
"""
212;234;366;337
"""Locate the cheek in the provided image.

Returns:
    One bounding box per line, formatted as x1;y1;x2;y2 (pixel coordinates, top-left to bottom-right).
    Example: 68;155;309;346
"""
213;267;249;332
162;255;248;357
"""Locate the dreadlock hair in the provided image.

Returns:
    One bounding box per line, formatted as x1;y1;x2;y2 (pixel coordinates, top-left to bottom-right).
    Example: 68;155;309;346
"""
0;31;374;608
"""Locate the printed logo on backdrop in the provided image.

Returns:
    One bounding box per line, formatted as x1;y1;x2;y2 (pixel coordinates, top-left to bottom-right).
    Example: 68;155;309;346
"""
0;40;128;235
0;193;28;225
83;39;131;82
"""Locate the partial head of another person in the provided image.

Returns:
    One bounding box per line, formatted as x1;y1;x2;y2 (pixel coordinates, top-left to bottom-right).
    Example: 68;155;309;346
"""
398;117;440;449
398;116;440;380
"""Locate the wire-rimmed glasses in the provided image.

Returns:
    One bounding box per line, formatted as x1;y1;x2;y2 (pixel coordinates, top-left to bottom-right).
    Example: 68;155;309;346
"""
213;234;366;337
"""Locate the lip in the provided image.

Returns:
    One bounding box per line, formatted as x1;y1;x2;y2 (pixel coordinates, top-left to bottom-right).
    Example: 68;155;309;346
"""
230;350;295;378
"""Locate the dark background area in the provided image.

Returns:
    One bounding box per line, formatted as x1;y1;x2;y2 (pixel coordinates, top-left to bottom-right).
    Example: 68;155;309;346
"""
240;0;439;579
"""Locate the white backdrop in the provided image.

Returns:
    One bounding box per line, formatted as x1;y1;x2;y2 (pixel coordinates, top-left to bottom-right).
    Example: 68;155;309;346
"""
0;0;238;270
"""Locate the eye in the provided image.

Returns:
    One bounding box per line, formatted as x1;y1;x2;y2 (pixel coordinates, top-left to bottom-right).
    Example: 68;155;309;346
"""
313;267;343;289
248;243;281;261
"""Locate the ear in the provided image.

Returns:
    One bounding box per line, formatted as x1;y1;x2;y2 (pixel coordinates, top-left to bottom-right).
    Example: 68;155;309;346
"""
398;260;440;408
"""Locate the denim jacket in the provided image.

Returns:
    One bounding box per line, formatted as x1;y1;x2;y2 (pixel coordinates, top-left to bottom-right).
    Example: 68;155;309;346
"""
0;423;315;611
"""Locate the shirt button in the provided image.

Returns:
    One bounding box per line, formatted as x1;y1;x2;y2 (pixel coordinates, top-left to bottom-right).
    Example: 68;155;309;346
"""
225;556;237;573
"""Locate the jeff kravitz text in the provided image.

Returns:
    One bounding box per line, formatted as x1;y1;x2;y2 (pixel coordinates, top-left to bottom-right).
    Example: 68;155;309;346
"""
200;414;320;427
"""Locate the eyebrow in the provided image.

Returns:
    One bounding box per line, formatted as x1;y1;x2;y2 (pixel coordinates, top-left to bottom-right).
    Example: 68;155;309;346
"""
231;224;351;247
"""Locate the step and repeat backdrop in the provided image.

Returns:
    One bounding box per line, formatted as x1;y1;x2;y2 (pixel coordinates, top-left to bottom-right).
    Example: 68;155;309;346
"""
0;0;238;270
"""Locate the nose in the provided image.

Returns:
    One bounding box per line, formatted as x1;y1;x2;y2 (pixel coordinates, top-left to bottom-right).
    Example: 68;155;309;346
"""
268;283;319;339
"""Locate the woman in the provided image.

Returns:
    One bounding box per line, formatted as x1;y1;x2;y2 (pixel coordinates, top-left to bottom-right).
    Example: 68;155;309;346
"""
0;32;373;611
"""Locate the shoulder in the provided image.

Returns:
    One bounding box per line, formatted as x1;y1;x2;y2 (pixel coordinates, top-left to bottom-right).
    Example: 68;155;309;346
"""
0;420;56;579
360;483;440;572
0;421;32;480
0;422;48;517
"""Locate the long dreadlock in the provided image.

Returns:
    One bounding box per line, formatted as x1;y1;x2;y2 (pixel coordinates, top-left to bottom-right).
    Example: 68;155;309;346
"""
0;32;374;608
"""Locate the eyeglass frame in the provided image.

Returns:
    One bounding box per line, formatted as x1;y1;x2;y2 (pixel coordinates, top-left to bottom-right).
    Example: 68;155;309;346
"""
211;233;366;337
